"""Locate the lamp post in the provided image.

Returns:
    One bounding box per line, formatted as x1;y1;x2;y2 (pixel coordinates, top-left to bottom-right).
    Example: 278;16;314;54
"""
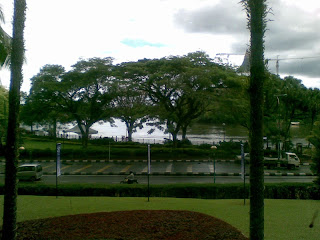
211;146;217;183
275;94;287;161
222;123;226;141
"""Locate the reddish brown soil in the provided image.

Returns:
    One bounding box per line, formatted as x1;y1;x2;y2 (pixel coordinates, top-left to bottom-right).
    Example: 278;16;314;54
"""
14;210;248;240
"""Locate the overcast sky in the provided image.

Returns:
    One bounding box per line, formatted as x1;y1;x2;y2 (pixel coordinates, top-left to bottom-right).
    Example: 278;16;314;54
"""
0;0;319;92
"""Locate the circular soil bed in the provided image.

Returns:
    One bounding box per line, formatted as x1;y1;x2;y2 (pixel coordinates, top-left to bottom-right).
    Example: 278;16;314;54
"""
14;210;248;240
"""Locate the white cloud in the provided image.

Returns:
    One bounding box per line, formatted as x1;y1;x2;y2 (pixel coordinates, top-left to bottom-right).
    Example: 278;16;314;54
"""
0;0;319;92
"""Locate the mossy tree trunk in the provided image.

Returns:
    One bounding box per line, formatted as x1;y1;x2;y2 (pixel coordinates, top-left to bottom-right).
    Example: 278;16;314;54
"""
2;1;26;239
241;0;268;239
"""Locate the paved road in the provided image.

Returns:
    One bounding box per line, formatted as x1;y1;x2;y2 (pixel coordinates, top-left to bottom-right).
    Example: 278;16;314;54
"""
0;158;315;184
1;159;313;176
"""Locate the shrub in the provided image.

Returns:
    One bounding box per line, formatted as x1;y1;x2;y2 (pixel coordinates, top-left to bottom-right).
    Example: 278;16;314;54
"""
89;137;115;145
0;182;318;200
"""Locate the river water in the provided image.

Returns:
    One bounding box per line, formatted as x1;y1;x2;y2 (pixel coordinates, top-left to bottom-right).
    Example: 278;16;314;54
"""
67;119;310;146
89;120;247;145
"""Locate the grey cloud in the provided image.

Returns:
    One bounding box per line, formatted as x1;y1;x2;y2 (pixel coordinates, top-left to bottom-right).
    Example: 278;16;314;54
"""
266;32;319;53
267;58;320;79
174;1;247;35
264;3;320;53
174;0;320;80
175;0;320;54
263;1;320;78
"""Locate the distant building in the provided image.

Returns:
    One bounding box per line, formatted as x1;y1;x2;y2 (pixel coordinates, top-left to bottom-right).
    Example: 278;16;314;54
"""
237;49;250;74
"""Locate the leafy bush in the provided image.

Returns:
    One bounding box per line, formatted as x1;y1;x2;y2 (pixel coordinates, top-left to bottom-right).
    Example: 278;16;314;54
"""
18;135;249;160
89;137;115;145
0;182;318;200
198;143;212;150
218;141;241;150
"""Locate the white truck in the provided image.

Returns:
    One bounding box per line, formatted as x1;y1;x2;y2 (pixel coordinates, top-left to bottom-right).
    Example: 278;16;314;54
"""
264;152;300;170
237;152;301;169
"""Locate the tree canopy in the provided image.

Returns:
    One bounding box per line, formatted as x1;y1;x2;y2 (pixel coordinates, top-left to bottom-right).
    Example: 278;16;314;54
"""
26;58;116;147
19;51;320;149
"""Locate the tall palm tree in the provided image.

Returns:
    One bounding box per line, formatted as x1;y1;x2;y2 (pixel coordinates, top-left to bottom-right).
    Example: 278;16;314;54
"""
241;0;268;239
2;0;26;239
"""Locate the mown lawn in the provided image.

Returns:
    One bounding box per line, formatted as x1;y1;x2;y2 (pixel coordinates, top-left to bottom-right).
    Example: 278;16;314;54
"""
21;138;83;151
0;196;319;240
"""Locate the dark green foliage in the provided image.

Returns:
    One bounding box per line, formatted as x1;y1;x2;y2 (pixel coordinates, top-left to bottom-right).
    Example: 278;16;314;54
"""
0;86;8;149
131;52;242;147
26;58;116;147
308;121;320;185
218;141;247;152
87;137;115;145
18;136;245;160
0;183;318;200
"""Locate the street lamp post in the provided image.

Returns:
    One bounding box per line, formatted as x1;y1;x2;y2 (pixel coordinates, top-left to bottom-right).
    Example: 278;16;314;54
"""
275;94;287;161
211;146;217;183
222;123;226;141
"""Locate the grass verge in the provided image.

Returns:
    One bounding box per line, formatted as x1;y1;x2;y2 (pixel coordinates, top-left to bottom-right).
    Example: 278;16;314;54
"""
0;196;319;239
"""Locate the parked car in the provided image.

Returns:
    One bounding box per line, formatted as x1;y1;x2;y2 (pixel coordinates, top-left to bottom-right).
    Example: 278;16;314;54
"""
17;164;43;181
236;153;250;161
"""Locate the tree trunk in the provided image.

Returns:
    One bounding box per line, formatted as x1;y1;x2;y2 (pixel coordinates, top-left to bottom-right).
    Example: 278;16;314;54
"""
181;126;187;140
82;130;89;148
2;1;26;239
125;121;133;142
53;118;57;139
76;122;89;148
246;0;267;239
171;132;178;148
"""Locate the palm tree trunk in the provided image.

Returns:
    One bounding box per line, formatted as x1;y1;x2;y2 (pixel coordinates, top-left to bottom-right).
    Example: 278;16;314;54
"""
2;1;26;239
246;1;267;239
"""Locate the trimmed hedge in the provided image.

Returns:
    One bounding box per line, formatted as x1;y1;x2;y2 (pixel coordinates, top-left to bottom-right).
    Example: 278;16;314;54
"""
14;135;245;160
1;182;319;200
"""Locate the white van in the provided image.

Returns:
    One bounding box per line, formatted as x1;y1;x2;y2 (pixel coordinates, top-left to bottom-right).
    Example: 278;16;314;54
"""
17;164;43;181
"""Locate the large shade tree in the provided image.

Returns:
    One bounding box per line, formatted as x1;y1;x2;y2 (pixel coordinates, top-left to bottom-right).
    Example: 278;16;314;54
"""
264;75;310;151
59;57;116;147
28;58;116;147
306;88;320;132
111;66;150;142
2;1;27;239
134;52;240;146
23;64;67;137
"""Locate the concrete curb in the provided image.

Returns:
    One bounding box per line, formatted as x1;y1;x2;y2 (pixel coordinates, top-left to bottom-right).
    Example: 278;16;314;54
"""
43;172;316;176
0;159;237;163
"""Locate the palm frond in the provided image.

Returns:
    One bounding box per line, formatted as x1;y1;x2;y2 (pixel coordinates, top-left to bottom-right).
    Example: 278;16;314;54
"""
0;25;11;68
0;5;5;23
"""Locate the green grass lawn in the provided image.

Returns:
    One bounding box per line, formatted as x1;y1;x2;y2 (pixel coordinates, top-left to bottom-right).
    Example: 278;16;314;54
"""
0;196;319;240
22;139;83;151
